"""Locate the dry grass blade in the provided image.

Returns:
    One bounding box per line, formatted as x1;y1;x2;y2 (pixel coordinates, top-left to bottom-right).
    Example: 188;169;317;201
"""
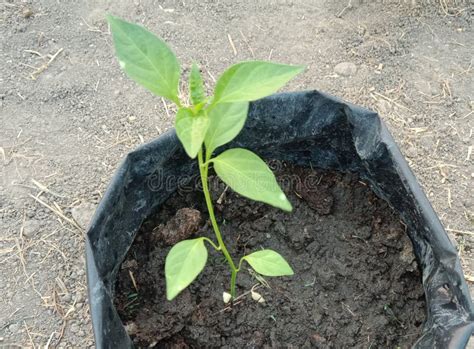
446;228;474;236
239;30;255;58
28;194;83;233
372;91;413;112
465;275;474;283
129;270;139;291
45;331;56;348
0;146;6;164
227;33;237;56
31;178;65;198
30;48;63;80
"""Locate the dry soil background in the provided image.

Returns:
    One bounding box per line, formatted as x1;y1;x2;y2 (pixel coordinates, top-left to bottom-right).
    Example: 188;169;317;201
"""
0;0;473;347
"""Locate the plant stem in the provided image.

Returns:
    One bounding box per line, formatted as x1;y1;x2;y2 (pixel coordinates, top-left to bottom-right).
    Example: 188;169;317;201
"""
198;148;238;298
230;269;237;298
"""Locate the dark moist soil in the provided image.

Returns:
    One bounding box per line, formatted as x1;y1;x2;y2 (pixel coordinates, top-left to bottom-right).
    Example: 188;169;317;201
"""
114;164;426;348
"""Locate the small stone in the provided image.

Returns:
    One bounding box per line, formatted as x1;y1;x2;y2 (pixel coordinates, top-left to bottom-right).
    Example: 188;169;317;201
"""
420;136;435;150
357;226;372;240
251;290;265;303
71;202;96;229
70;324;80;334
334;62;357;76
376;99;392;115
414;80;437;96
22;219;41;238
223;292;232;304
75;293;85;303
405;146;418;158
310;333;326;345
273;221;286;235
400;239;415;264
121;259;138;269
8;323;20;334
22;7;33;18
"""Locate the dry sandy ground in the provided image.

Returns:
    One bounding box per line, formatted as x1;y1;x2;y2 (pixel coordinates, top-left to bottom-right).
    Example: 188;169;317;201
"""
1;0;473;347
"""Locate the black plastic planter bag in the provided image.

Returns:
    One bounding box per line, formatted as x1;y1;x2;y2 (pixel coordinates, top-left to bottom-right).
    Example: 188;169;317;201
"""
86;91;474;348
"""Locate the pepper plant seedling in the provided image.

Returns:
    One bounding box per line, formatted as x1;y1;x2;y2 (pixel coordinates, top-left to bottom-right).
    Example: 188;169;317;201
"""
108;15;304;301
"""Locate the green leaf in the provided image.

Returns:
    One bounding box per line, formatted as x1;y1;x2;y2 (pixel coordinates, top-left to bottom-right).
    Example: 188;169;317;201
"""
212;148;292;211
175;108;209;159
243;249;294;276
165;238;208;300
204;102;249;155
107;15;180;103
189;63;205;105
213;61;304;104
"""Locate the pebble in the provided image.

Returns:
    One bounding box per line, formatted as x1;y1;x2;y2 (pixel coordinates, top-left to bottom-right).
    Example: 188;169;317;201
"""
334;62;357;76
22;8;33;18
376;99;392;115
405;146;418;158
414;80;437;96
357;226;372;240
8;323;20;333
124;322;137;335
23;219;41;238
75;293;85;303
70;323;80;334
71;202;96;229
273;221;286;234
419;136;435;150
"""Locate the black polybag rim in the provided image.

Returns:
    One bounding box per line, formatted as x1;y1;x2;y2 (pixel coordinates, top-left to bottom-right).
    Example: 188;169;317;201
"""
86;90;474;349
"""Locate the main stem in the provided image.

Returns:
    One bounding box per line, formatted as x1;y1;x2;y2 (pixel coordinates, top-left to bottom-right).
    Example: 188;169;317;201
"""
198;148;238;298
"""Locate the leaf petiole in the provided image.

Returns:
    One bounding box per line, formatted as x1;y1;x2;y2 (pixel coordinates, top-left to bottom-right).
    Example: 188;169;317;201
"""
202;237;220;251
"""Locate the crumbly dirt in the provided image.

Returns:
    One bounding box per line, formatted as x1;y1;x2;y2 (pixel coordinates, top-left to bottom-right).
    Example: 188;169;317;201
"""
0;1;472;347
115;165;426;348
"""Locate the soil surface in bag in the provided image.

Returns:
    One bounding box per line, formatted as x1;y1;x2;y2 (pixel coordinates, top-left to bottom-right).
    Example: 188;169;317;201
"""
114;164;426;348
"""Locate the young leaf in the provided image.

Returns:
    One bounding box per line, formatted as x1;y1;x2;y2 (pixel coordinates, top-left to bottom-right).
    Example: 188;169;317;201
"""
165;238;208;300
107;15;180;103
213;61;304;104
243;249;294;276
212;148;292;211
204;102;249;155
175;108;209;158
189;63;205;105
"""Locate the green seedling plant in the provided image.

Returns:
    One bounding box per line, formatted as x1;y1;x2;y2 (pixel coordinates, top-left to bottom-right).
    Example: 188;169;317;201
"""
108;15;304;301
